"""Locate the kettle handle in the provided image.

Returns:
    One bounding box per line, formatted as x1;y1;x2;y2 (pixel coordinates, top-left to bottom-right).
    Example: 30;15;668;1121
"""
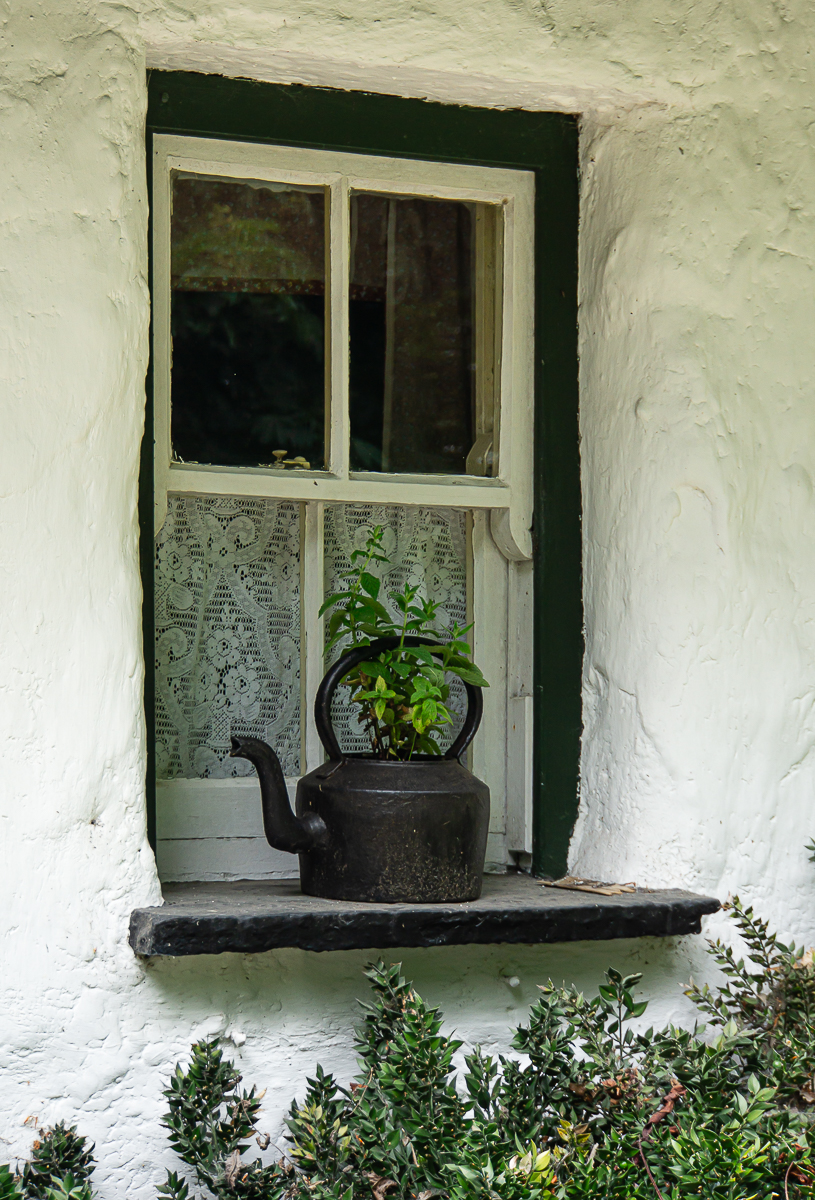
314;635;483;763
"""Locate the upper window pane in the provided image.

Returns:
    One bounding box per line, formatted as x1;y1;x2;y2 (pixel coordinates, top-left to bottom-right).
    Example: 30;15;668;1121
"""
349;193;489;476
170;176;326;470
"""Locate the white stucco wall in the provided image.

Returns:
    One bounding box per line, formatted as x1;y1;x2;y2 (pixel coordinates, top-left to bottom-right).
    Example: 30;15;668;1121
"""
1;1;814;1194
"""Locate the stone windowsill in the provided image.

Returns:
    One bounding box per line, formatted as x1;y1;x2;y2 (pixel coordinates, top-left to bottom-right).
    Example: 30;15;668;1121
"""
129;874;719;957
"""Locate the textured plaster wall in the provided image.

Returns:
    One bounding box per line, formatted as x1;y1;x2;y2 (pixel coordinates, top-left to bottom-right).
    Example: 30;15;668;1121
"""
1;0;814;1194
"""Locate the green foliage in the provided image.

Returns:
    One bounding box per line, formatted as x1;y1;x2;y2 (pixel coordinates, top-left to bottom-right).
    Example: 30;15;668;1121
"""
2;895;814;1200
20;1126;95;1200
159;1039;290;1199
685;897;815;1107
0;1125;97;1200
318;527;488;759
0;1167;22;1200
157;904;815;1200
41;1177;93;1200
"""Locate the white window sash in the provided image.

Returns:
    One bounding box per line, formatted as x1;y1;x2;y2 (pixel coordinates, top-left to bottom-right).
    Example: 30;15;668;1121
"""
151;135;535;881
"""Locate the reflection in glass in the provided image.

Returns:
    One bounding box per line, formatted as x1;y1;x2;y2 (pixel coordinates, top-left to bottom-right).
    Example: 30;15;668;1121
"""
349;193;481;476
170;176;326;470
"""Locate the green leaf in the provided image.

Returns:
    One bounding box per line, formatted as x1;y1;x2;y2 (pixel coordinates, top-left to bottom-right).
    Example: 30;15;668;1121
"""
359;661;391;682
358;599;392;622
418;735;442;755
449;665;489;687
0;1167;21;1200
327;610;346;638
318;590;352;616
403;644;435;666
447;638;472;655
360;572;381;599
358;623;386;638
449;1165;480;1181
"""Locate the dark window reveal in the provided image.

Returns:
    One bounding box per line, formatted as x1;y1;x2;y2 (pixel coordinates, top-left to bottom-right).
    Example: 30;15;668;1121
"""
170;177;326;470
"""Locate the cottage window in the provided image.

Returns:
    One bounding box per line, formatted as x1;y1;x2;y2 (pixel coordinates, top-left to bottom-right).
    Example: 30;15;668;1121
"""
150;133;534;881
132;77;720;954
143;73;582;893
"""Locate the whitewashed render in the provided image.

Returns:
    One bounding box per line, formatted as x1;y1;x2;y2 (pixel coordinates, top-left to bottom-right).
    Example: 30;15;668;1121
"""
1;0;814;1194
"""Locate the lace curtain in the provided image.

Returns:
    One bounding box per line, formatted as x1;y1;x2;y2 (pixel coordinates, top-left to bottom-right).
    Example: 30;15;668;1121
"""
154;497;469;778
324;504;468;755
154;495;301;779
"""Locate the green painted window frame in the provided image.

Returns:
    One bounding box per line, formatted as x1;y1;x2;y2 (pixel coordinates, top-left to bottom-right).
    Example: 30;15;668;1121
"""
141;69;582;879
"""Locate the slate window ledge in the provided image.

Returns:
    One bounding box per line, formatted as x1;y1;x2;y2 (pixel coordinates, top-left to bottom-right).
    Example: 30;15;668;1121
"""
129;875;719;957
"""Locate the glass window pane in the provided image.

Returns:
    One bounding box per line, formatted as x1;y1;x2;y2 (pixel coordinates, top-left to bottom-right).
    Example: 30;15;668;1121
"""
154;495;302;779
170;176;326;470
323;503;468;754
349;193;497;476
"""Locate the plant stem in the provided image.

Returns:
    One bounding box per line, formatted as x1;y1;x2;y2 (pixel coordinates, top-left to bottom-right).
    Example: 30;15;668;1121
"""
638;1138;666;1200
397;590;410;654
348;539;379;647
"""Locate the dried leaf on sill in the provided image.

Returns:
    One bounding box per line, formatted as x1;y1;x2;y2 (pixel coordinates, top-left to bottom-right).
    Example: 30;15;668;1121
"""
543;876;638;897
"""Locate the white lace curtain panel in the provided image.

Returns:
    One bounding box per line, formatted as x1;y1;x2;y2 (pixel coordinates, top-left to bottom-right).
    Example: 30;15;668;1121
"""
154;495;302;779
154;497;468;779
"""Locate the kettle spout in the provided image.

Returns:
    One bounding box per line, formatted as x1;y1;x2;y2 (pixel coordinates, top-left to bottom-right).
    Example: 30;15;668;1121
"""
230;736;327;854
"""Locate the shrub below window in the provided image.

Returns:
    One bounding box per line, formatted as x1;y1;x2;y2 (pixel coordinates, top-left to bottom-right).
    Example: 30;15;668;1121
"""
155;899;815;1200
3;900;814;1199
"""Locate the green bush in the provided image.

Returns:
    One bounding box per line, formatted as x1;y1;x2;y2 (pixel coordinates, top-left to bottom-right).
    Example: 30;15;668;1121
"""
0;1125;95;1200
2;899;814;1199
157;900;815;1200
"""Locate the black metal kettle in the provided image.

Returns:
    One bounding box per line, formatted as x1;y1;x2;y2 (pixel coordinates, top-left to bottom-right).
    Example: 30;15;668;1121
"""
230;636;490;903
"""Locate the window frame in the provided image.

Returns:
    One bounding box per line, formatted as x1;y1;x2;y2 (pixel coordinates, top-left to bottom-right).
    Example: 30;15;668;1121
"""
152;136;534;549
143;70;582;880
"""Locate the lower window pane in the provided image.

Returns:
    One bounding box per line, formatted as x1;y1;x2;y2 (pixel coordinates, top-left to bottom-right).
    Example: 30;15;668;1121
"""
323;503;468;755
154;495;301;779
